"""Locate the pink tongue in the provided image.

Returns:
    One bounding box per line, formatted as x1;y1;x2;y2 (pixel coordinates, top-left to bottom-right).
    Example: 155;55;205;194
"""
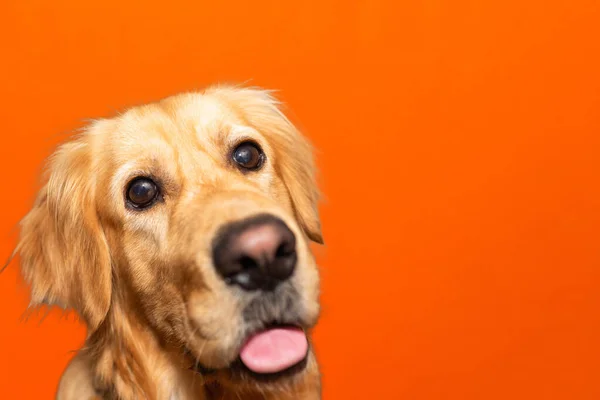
240;327;308;374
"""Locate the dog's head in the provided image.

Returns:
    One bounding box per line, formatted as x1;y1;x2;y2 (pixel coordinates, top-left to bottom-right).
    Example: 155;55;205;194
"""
16;86;323;390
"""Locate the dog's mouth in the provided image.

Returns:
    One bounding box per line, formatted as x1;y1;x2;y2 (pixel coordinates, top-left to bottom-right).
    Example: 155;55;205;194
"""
188;323;310;381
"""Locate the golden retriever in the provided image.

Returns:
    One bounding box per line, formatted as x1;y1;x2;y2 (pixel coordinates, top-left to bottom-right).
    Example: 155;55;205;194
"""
13;85;324;399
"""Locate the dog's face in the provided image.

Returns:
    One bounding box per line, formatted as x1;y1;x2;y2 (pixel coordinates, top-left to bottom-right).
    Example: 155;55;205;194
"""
16;87;323;389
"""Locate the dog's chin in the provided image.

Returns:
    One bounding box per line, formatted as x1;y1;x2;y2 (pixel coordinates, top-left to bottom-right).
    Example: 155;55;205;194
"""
187;323;311;384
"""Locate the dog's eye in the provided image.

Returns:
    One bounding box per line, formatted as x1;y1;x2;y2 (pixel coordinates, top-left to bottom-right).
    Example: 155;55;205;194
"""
232;142;264;170
126;177;159;209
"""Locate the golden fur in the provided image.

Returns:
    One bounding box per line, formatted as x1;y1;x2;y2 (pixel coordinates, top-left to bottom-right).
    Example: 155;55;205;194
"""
15;86;323;399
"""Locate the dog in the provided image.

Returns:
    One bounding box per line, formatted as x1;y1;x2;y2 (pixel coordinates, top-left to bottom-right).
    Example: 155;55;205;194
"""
13;85;324;399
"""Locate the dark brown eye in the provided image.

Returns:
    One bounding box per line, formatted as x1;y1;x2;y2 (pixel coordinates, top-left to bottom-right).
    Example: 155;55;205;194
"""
232;142;264;170
126;177;159;209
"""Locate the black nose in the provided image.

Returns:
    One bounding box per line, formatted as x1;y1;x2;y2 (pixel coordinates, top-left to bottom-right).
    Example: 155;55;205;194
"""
212;214;297;291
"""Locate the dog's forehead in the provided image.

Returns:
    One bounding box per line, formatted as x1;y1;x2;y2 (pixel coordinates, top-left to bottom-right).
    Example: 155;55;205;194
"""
98;92;265;190
165;93;241;134
115;93;242;145
98;93;260;176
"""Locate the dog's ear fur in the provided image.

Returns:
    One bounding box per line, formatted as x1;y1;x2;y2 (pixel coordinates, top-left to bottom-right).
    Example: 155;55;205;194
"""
16;135;112;330
213;86;324;244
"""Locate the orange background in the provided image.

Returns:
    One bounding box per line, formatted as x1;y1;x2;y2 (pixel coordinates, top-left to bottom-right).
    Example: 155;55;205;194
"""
1;0;599;399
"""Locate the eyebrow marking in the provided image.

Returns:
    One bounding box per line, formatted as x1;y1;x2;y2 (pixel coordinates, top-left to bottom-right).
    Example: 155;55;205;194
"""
111;160;141;197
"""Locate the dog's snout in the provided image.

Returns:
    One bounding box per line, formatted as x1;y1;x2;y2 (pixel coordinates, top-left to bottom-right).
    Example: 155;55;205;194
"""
212;214;297;291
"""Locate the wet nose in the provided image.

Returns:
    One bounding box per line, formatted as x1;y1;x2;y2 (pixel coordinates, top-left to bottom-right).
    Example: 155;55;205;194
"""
212;214;297;291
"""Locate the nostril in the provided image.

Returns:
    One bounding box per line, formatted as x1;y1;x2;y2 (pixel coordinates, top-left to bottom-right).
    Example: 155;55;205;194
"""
275;241;295;259
239;255;259;271
268;240;297;282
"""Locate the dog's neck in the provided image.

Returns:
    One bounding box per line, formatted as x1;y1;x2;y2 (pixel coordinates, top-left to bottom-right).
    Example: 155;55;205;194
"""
63;300;319;400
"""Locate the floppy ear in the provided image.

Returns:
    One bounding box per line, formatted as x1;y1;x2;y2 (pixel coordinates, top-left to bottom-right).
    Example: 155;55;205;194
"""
213;86;324;244
272;119;324;245
16;137;112;331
